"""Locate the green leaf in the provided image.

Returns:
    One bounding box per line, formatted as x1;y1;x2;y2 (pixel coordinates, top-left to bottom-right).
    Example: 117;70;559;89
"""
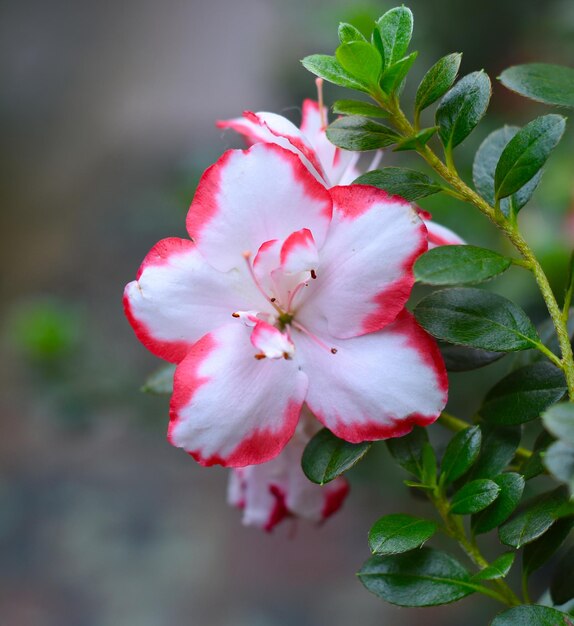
335;41;382;86
472;473;525;535
523;431;554;480
353;167;442;201
421;442;437;487
358;548;475;607
394;126;438;151
544;441;574;491
415;53;462;113
469;425;521;479
440;425;482;485
551;546;574;605
436;71;491;149
542;402;574;445
480;362;567;425
375;6;413;70
301;54;370;92
338;22;367;44
386;426;428;477
499;487;568;548
439;343;504;372
491;605;574;626
414;245;512;286
414;288;540;352
473;126;542;217
494;114;566;201
523;517;574;577
332;99;389;118
326;116;400;151
301;428;371;485
450;479;500;515
499;63;574;108
380;51;418;94
368;514;438;555
472;552;515;581
141;363;176;395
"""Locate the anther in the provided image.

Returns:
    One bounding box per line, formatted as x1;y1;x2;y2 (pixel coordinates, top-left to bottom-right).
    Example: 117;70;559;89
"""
270;297;276;303
331;348;338;354
283;352;292;360
254;353;266;360
310;269;317;280
231;312;240;318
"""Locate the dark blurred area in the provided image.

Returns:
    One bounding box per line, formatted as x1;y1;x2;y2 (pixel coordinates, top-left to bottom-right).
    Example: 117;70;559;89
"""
1;1;573;624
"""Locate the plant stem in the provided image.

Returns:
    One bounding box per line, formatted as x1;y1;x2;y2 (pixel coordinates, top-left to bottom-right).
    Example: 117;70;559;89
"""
382;98;574;399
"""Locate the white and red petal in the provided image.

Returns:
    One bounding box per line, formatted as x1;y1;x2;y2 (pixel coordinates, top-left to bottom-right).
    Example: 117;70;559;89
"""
425;220;466;248
168;323;308;467
124;238;263;363
296;310;448;443
186;143;332;272
250;320;295;359
297;185;427;339
280;228;319;275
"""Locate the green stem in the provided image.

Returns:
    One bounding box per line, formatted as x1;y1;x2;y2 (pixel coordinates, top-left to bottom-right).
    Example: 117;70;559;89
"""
382;99;574;400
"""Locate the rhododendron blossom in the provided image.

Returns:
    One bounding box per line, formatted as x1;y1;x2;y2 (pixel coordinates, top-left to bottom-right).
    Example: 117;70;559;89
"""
228;413;349;531
124;142;448;467
218;91;464;249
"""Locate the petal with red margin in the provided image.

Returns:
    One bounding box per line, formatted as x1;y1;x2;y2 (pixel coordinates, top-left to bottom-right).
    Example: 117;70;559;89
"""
186;144;332;272
280;228;319;275
296;310;448;443
124;238;264;363
297;185;427;339
424;219;466;248
250;320;295;359
168;323;308;467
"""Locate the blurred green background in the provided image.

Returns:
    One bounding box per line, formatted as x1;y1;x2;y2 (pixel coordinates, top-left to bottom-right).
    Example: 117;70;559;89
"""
1;1;573;624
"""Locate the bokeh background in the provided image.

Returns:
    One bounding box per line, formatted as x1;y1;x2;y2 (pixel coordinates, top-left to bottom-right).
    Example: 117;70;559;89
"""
1;1;573;624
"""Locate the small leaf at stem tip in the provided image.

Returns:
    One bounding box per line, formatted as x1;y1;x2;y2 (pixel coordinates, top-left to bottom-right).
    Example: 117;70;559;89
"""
542;402;574;445
368;514;437;555
499;63;574;108
301;55;370;93
494;114;566;201
301;427;371;485
491;604;574;626
440;425;482;485
436;71;491;149
338;22;368;44
414;288;540;352
471;473;525;535
326;116;400;151
480;361;567;425
332;99;389;118
415;53;462;113
353;167;442;201
358;548;475;607
471;552;515;581
450;479;500;515
335;41;382;87
375;6;414;70
393;126;438;152
380;51;418;94
473;125;542;217
141;363;176;395
414;245;512;286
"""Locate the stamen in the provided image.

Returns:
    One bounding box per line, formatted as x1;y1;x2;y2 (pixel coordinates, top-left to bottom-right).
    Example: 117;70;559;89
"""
242;251;282;314
231;312;240;318
367;149;383;172
339;152;361;183
331;348;338;354
293;320;337;355
286;278;310;311
254;353;266;360
315;78;326;130
310;269;317;280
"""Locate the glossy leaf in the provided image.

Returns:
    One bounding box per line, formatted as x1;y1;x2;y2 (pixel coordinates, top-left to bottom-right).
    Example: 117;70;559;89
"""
369;514;438;555
542;402;574;445
353;167;441;201
494;114;566;201
301;428;371;485
414;245;512;286
480;362;567;425
491;605;574;626
499;63;574;108
440;425;482;485
393;126;438;151
332;99;389;118
141;363;176;395
523;517;574;577
544;441;574;491
551;546;574;605
375;6;413;69
523;431;554;480
415;53;462;113
358;548;475;607
469;425;521;479
421;442;437;487
450;479;500;515
336;41;382;86
380;51;418;93
326;116;400;151
498;487;568;548
472;552;515;581
386;426;428;477
472;473;525;535
473;126;542;217
338;22;367;44
440;343;504;372
436;71;491;149
301;55;370;92
414;288;540;352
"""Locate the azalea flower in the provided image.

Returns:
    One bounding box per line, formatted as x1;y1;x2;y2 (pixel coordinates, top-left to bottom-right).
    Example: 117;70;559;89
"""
228;412;349;531
218;90;463;248
124;142;448;467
